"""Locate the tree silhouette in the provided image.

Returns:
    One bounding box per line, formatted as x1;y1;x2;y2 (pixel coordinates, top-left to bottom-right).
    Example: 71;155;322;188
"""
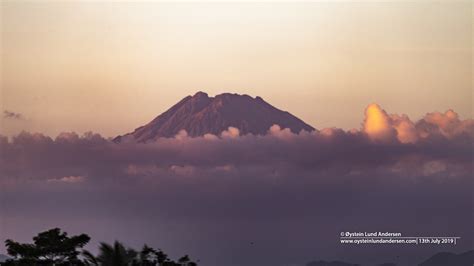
83;241;137;266
138;245;157;265
154;249;169;266
83;243;197;266
3;228;197;266
4;228;90;265
178;255;190;265
177;255;198;266
82;250;99;266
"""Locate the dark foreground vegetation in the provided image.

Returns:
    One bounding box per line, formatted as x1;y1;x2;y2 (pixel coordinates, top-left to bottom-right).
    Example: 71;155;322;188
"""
2;228;197;266
2;228;473;266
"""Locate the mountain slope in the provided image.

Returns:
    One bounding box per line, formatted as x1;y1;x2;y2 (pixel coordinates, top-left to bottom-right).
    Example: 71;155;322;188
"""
115;92;315;142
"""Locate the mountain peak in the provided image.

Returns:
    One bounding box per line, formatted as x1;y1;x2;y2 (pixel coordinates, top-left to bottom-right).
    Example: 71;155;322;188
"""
193;91;209;98
115;92;315;142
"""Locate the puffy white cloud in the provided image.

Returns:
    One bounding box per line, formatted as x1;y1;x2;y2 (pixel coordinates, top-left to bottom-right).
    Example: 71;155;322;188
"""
221;127;240;138
174;129;189;140
390;114;418;144
417;109;474;139
268;124;295;139
363;104;472;143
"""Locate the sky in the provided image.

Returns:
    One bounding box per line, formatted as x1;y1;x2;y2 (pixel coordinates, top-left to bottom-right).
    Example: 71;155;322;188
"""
1;1;472;137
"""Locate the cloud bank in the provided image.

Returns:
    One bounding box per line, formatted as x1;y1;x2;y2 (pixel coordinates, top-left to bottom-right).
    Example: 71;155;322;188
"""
0;105;472;266
2;104;471;186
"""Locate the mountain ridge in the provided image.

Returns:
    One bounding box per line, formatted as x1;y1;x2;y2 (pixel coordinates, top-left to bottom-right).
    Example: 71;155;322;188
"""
115;91;315;142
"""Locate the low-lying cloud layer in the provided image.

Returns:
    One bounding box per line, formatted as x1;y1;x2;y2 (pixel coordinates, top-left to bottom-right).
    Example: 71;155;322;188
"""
2;104;471;185
0;105;472;266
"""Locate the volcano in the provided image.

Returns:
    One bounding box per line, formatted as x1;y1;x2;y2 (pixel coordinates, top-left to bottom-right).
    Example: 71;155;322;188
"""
114;92;315;142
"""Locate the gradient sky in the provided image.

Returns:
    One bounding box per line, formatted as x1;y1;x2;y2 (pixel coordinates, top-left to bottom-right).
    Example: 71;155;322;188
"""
1;1;472;137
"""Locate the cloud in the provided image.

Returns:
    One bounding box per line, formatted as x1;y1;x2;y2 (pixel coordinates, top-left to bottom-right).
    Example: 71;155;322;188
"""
0;104;472;266
47;175;85;183
3;110;24;120
390;114;418;144
1;104;472;189
363;103;396;142
363;104;473;144
221;127;240;138
417;109;474;139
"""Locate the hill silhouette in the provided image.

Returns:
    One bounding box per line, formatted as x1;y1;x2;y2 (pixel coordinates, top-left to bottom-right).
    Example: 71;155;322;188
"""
306;260;360;266
418;250;474;266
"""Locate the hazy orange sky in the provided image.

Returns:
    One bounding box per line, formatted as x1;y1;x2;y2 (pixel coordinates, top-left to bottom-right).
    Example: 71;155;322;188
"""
1;1;472;137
